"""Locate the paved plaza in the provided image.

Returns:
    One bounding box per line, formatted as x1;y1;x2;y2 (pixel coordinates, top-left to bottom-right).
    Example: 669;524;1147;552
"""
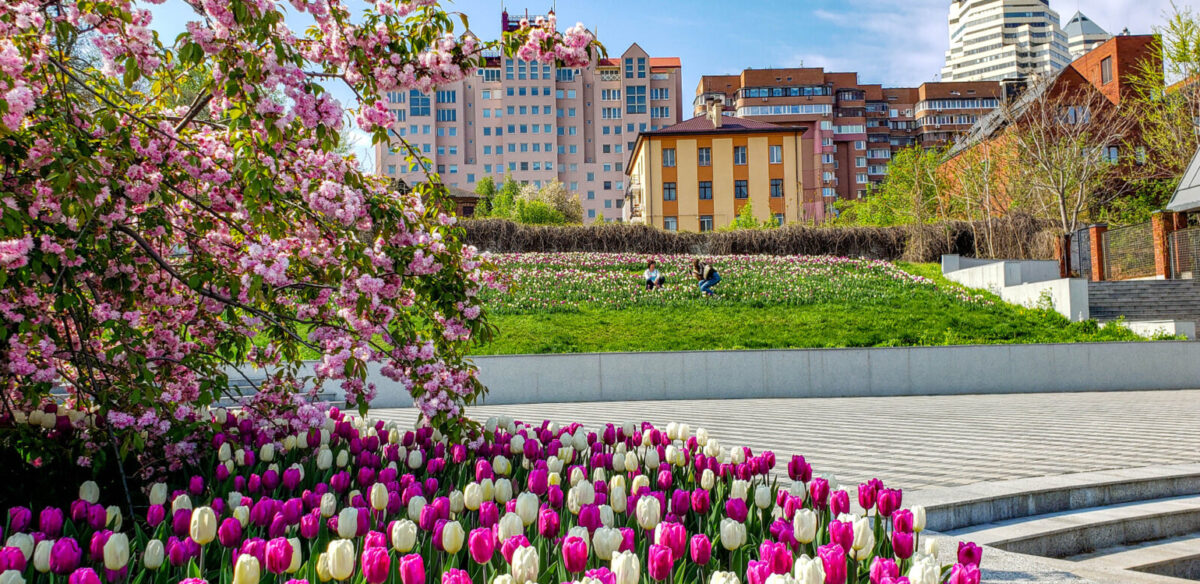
375;389;1200;491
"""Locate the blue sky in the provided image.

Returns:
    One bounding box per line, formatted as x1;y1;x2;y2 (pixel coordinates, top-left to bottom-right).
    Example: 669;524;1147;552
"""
146;0;1176;166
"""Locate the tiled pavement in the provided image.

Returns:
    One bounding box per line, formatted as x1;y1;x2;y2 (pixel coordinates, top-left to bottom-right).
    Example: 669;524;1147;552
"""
373;390;1200;491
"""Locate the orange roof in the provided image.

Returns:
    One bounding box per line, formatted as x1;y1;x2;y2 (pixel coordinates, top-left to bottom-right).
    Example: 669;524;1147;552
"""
598;58;619;67
649;57;681;69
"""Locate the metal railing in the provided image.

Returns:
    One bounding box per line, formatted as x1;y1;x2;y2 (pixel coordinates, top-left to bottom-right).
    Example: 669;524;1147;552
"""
1170;227;1200;280
1069;228;1091;280
1102;222;1156;281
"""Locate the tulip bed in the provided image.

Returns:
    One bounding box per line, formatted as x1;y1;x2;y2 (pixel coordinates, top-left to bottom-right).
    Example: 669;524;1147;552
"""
0;407;983;584
474;253;1144;354
481;253;991;314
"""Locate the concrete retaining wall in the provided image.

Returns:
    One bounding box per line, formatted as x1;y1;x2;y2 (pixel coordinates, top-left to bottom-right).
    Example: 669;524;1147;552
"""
999;278;1091;321
942;255;1062;290
319;342;1200;408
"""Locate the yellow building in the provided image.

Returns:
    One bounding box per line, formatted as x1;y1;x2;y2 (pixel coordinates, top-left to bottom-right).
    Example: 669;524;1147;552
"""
625;105;810;231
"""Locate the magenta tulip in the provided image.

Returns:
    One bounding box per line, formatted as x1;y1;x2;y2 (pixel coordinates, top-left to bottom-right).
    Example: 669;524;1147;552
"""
818;542;847;584
49;537;82;574
691;489;711;514
787;455;812;483
858;481;879;511
809;478;829;510
442;569;471;584
893;509;914;533
870;557;900;584
300;513;320;539
830;490;850;517
562;536;588;573
876;488;902;517
689;534;711;565
892;531;915;560
745;560;772;584
40;508;64;538
265;537;293;574
537;508;560;538
9;507;32;533
68;567;101;584
89;530;112;563
500;535;529;564
958;541;983;567
398;554;424;584
479;501;499;528
467;528;494;564
656;521;687;563
829;520;853;553
361;547;390;584
947;563;982;584
725;498;748;523
0;546;27;572
647;544;673;581
364;531;387;549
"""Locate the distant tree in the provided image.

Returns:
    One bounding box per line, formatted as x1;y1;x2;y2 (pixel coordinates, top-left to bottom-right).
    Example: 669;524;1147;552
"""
474;176;497;216
837;146;951;227
520;180;583;224
722;201;775;230
1127;2;1200;181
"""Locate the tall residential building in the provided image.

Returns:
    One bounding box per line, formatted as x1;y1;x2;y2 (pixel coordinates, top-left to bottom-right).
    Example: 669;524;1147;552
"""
1064;11;1111;59
941;0;1073;82
694;69;1001;222
374;10;683;224
625;105;810;231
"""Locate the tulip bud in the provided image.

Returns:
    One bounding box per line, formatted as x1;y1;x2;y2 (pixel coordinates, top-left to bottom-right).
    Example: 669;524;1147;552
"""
611;550;639;584
102;534;129;571
391;519;418;552
190;506;217;545
793;509;817;544
510;546;539;584
142;541;163;570
498;512;523;542
337;507;359;539
0;570;24;584
635;495;661;531
234;554;260;584
79;482;100;505
441;521;464;554
317;448;333;470
326;540;355;581
32;541;51;573
370;483;388;511
719;518;746;551
912;505;927;532
6;534;34;561
494;479;513;504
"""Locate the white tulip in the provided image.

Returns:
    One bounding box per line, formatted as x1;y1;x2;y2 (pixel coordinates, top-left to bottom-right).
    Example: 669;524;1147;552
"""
710;572;740;584
0;570;25;584
106;505;122;531
792;555;825;584
720;518;746;550
316;448;333;470
912;505;927;532
907;557;939;584
701;469;715;490
32;540;51;573
547;457;564;474
235;448;247;466
922;537;939;558
610;484;627;514
370;483;388;511
480;478;495;502
190;506;217;545
851;516;874;558
792;509;817;544
442;521;465;554
510;545;539;584
572;428;588;452
260;442;275;462
171;494;192;514
515;492;539;526
391;519;418;552
765;574;798;584
598;505;615;527
631;474;650;494
463;483;483;510
337;507;359;539
5;534;33;560
407;496;427;522
509;435;525;455
754;485;771;510
730;447;746;465
492;455;511;476
635;495;661;531
79;481;100;504
234;506;250;527
611;550;640;584
592;527;622;561
283;435;297;451
337;449;350;468
286;538;302;573
498;512;524;542
730;480;750;501
326;540;355;581
449;489;464;514
494;478;514;504
143;540;164;570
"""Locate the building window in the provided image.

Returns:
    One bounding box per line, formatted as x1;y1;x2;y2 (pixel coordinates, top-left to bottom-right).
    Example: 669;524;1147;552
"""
436;109;456;122
856;173;868;184
650;87;670;100
435;90;456;103
409;90;430;116
698;181;713;200
774;213;785;226
734;146;747;165
663;182;677;201
769;145;782;164
699;215;713;232
734;180;748;199
770;179;783;198
663;148;676;167
663;216;677;231
637;57;646;78
1101;56;1113;85
626;86;647;114
698;148;712;167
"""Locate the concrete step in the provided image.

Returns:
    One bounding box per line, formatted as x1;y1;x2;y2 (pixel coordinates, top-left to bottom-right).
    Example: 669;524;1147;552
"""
911;464;1200;533
945;494;1200;559
1073;534;1200;580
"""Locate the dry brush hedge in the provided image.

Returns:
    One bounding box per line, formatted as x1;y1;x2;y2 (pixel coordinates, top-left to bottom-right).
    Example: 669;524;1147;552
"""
463;215;1056;262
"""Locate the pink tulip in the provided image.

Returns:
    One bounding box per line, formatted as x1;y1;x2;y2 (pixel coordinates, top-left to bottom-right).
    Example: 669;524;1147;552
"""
689;534;711;565
829;520;853;553
398;553;424;584
870;557;900;584
68;568;100;584
442;569;471;584
468;528;494;564
562;536;588;573
647;544;673;581
958;542;983;567
818;543;847;584
830;490;850;517
893;509;914;533
360;547;390;584
537;508;560;538
0;546;27;572
746;560;772;584
947;563;981;584
892;531;914;560
876;488;902;517
49;537;82;575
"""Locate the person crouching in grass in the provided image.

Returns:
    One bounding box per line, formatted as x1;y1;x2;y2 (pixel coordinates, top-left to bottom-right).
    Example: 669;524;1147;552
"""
693;259;721;297
644;260;666;290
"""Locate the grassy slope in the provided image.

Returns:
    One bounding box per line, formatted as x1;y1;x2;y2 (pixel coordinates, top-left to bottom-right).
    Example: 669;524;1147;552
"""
471;262;1141;355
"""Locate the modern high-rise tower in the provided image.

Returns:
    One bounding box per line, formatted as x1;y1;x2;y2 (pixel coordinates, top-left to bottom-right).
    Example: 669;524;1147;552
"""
941;0;1073;82
1063;11;1112;59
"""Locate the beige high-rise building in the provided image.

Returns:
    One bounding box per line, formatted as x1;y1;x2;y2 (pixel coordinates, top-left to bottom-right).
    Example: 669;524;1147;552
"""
1063;11;1112;59
374;10;682;224
941;0;1073;82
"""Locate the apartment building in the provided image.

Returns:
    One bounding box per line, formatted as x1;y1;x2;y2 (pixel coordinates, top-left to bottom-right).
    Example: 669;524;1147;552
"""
1063;12;1112;60
941;0;1073;82
693;69;1001;222
374;10;683;224
625;104;809;231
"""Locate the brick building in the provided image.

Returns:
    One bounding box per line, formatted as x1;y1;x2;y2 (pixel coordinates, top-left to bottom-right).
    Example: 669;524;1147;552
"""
694;69;1002;222
374;9;683;224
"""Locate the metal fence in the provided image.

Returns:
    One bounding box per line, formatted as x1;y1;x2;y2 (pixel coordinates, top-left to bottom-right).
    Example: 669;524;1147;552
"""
1171;227;1200;280
1069;228;1092;280
1102;222;1157;281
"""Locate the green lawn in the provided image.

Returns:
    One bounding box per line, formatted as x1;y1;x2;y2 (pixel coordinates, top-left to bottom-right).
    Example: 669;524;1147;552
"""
470;253;1145;355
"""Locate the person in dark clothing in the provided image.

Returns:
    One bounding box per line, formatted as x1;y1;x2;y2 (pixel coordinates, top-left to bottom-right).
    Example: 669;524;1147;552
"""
692;259;721;296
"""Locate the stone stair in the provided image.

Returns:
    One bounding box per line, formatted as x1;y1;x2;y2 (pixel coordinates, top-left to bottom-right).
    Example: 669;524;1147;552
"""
1088;280;1200;324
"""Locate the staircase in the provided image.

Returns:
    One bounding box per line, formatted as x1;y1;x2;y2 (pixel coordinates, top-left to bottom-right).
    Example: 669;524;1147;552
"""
1088;281;1200;325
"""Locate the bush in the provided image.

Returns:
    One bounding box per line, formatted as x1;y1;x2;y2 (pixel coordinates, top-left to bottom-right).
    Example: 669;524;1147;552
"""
462;214;1056;262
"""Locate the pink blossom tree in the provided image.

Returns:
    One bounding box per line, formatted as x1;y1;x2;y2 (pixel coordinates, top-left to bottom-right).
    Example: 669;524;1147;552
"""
0;0;599;475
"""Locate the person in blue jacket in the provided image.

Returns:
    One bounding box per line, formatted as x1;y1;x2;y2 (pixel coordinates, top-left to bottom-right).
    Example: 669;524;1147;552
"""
692;259;721;297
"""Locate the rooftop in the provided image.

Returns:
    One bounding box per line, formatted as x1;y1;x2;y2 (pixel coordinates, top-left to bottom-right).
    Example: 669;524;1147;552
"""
646;114;796;135
1064;11;1109;38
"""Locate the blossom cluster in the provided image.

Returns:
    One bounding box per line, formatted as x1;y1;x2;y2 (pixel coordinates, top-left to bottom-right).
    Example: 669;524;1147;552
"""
0;406;982;584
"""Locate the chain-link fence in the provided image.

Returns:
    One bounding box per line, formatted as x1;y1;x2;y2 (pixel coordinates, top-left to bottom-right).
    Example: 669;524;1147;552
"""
1102;222;1156;281
1171;227;1200;280
1069;228;1091;280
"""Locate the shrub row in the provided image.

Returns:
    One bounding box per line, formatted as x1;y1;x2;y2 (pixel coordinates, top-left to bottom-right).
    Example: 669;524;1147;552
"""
461;215;1056;262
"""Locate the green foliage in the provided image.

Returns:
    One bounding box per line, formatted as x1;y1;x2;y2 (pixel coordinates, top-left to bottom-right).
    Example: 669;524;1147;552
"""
834;146;952;226
472;176;580;225
472;255;1147;354
515;199;567;225
474;175;497;215
720;201;776;231
1099;178;1180;225
1126;3;1200;180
